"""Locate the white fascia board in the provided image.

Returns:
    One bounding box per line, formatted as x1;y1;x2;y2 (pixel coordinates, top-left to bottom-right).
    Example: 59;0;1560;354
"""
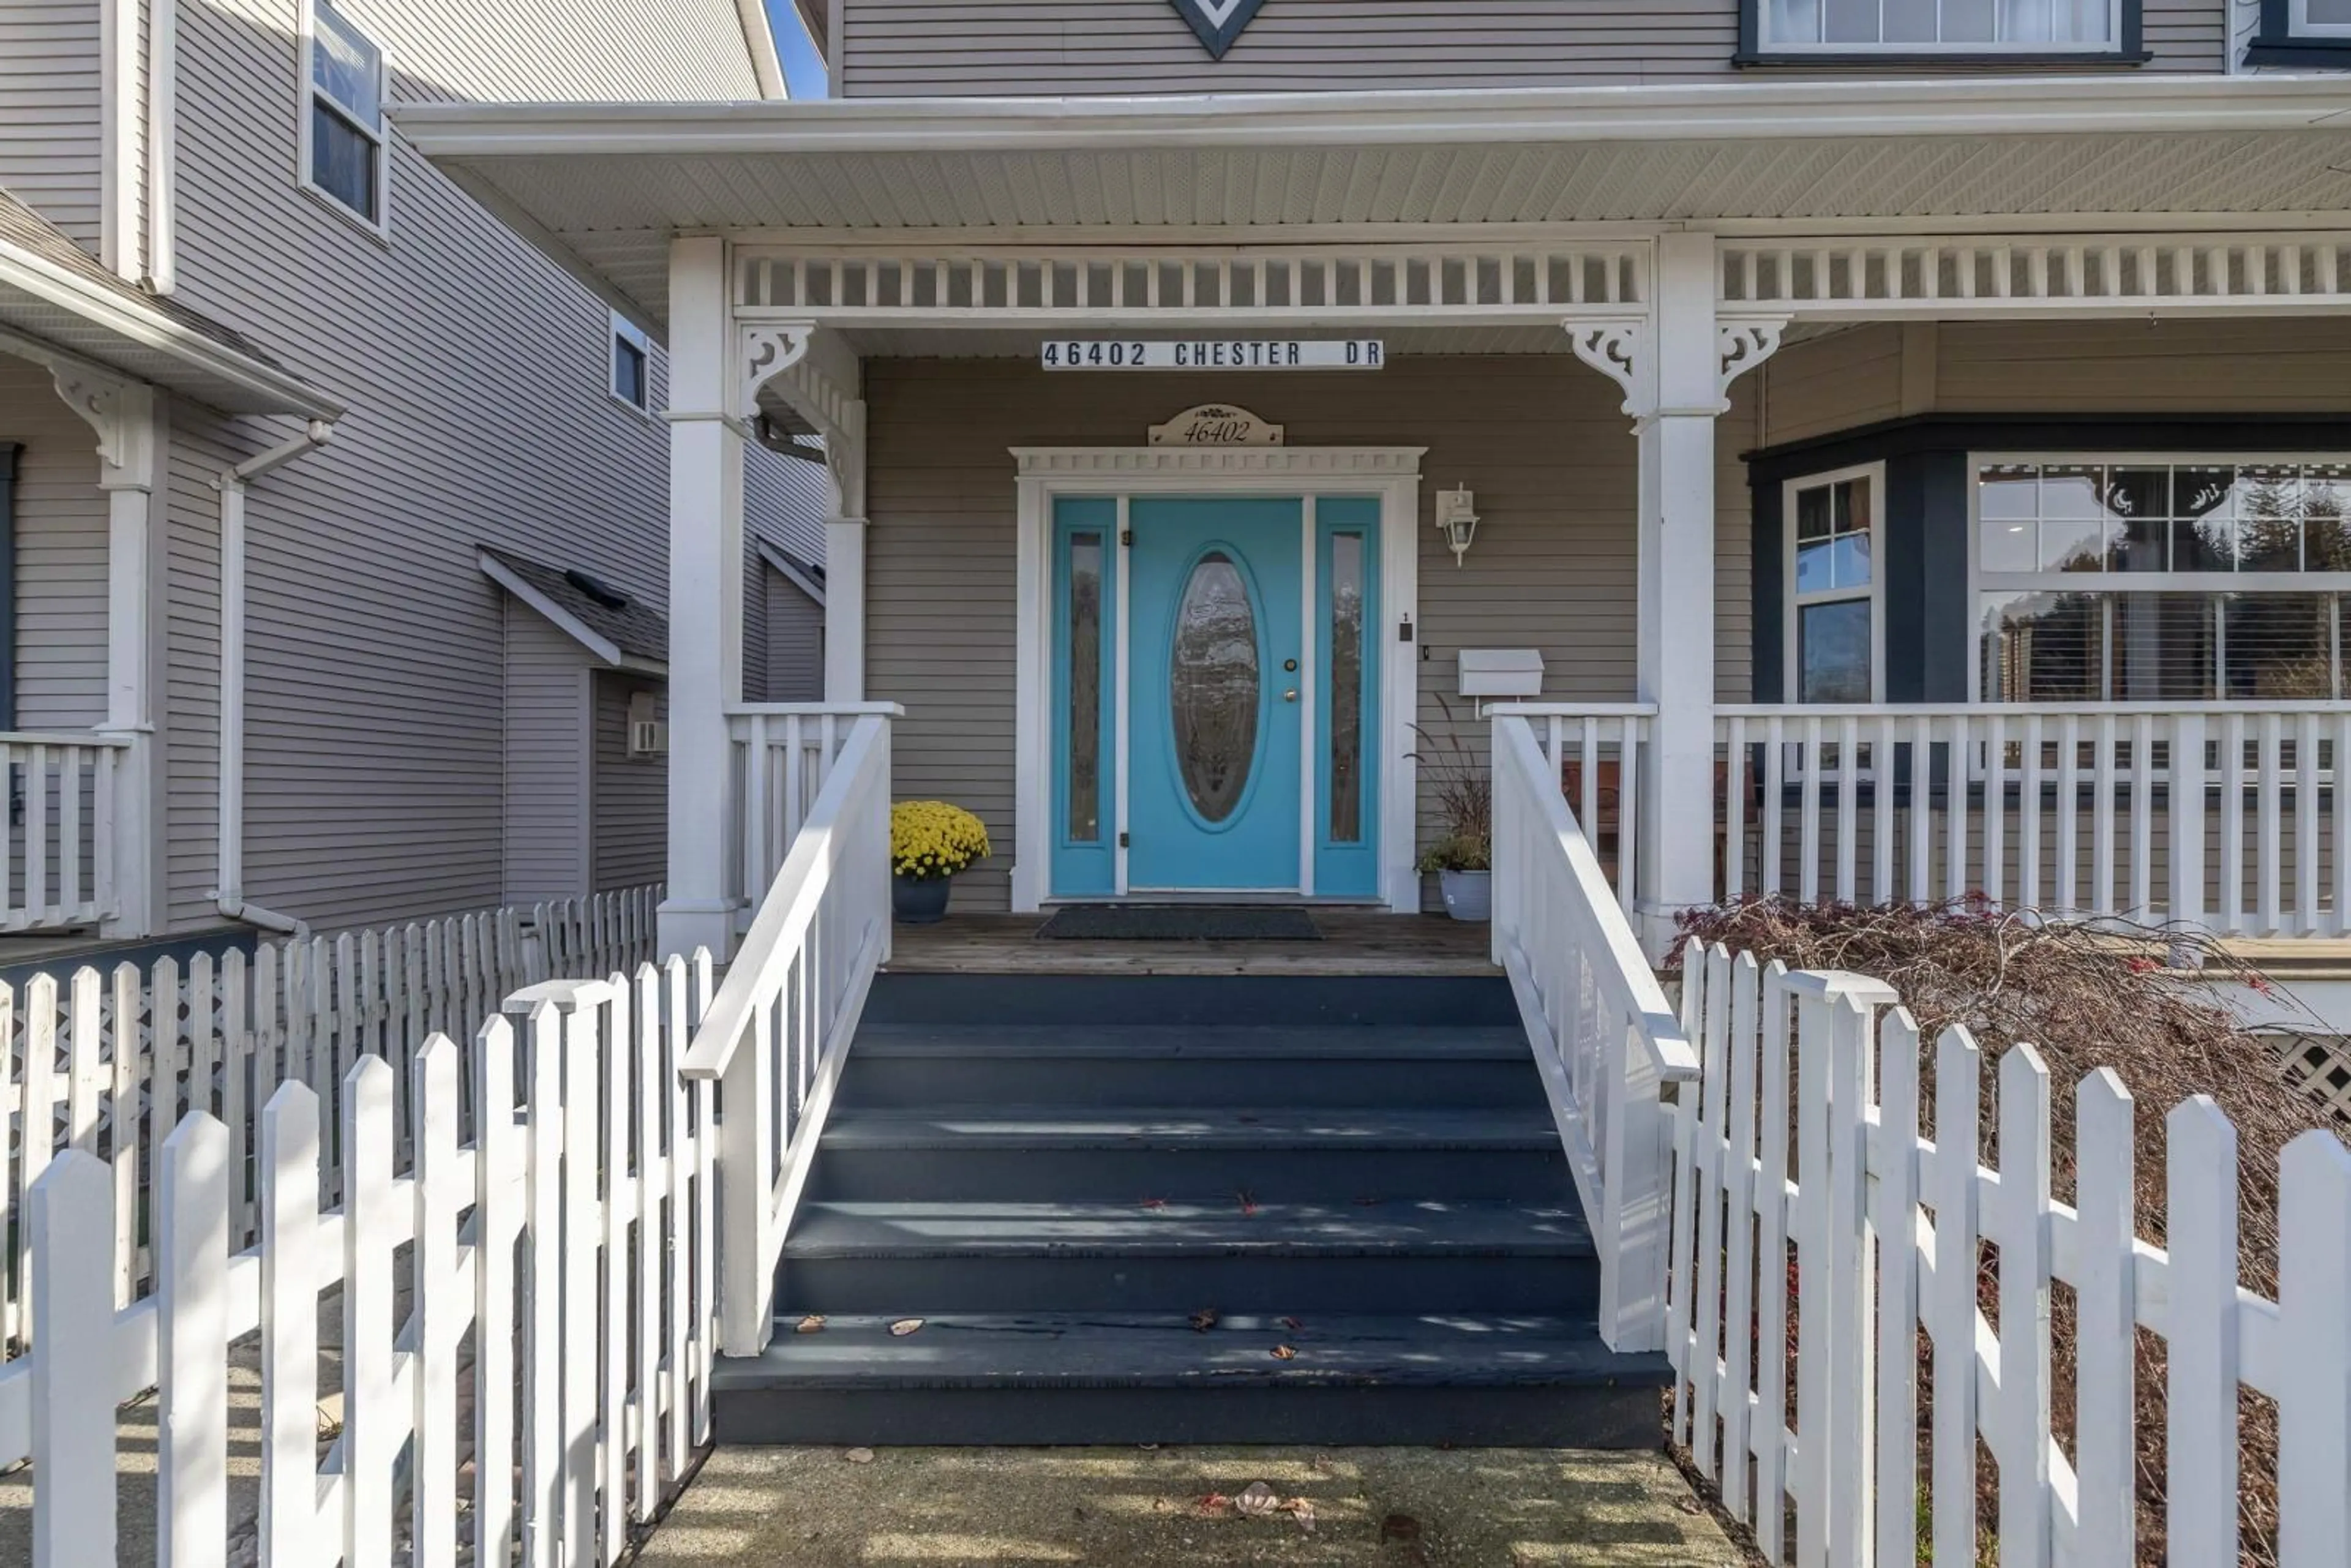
392;74;2351;157
0;241;342;419
733;0;787;100
479;549;669;676
757;538;825;606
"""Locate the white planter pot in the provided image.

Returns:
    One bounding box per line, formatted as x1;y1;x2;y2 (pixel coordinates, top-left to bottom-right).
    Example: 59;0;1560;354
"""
1439;869;1492;923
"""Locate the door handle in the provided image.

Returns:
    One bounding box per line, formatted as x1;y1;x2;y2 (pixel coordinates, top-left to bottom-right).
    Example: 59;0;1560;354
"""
1283;689;1299;702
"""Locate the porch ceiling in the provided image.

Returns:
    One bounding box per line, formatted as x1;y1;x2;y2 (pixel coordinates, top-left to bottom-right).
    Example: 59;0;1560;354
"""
396;77;2351;332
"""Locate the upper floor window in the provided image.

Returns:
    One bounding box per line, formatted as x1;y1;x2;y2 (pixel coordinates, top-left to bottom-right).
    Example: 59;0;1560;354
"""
1752;0;2127;54
1976;457;2351;702
610;313;651;411
303;1;388;228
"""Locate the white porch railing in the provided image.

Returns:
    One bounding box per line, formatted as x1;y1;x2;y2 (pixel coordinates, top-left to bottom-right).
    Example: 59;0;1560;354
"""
726;703;904;923
0;733;129;932
7;956;719;1566
1494;703;1655;918
688;709;893;1355
1669;939;2351;1566
1490;711;1697;1351
1722;702;2351;936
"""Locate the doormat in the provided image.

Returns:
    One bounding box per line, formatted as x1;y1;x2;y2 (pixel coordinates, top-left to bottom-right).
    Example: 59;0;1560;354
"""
1035;906;1324;942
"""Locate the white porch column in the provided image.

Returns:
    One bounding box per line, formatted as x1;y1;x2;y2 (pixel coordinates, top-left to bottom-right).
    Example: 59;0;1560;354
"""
1635;233;1723;956
823;515;865;699
96;383;163;938
661;236;746;962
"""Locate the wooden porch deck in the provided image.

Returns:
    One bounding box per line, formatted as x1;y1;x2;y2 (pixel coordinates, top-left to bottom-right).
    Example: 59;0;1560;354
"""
881;910;1501;976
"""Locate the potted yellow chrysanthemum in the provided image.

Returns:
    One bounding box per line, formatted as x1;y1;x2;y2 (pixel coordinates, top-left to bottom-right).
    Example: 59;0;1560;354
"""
889;800;991;924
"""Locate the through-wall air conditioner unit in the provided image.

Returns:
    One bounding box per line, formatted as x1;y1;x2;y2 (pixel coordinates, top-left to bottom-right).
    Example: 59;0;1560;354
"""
626;689;668;756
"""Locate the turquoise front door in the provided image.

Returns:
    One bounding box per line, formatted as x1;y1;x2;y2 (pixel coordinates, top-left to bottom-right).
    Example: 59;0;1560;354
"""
1127;498;1303;891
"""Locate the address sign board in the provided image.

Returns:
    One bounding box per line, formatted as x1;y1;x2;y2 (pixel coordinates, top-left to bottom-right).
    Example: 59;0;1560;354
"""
1040;340;1386;372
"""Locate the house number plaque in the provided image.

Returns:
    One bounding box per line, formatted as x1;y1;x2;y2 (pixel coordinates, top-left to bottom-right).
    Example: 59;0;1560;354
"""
1148;404;1284;447
1041;339;1385;371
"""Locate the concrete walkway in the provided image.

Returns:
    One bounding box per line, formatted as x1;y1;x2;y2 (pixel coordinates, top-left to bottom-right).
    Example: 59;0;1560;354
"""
640;1445;1738;1567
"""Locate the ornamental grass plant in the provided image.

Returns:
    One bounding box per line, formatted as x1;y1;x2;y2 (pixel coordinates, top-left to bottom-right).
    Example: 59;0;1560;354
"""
1673;897;2345;1567
890;800;991;880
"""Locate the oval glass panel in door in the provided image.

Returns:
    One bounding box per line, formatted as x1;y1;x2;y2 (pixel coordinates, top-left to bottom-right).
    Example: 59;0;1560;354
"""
1169;551;1260;823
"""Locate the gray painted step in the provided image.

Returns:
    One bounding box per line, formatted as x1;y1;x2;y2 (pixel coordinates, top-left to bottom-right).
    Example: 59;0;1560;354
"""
713;1313;1667;1447
842;1025;1542;1109
781;1198;1597;1315
811;1105;1567;1201
864;973;1521;1029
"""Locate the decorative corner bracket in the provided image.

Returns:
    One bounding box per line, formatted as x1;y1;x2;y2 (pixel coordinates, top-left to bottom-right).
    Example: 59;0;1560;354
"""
740;322;814;416
1717;314;1791;402
1565;317;1648;418
51;362;135;471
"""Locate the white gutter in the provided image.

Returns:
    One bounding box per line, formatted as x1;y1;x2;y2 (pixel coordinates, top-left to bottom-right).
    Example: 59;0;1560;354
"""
391;73;2351;156
212;419;334;936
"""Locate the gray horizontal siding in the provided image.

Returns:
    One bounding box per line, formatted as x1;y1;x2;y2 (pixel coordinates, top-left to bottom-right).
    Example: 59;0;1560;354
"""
590;671;664;893
765;566;824;702
0;0;103;249
842;0;2225;96
502;599;590;905
0;352;108;733
357;0;763;103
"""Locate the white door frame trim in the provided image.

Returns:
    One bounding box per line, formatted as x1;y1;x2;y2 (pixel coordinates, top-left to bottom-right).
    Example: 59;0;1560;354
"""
1011;446;1426;915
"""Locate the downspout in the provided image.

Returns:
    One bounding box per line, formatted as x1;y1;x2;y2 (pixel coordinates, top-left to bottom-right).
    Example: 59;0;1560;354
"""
211;420;333;935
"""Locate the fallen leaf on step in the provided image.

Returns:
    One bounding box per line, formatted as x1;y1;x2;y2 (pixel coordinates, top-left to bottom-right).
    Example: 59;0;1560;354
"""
1278;1316;1303;1331
1189;1308;1220;1332
1198;1493;1231;1515
1233;1482;1280;1517
889;1318;924;1337
1236;1190;1260;1217
1140;1197;1169;1210
794;1315;827;1335
1381;1514;1423;1542
843;1448;875;1465
1270;1345;1298;1360
1279;1497;1316;1532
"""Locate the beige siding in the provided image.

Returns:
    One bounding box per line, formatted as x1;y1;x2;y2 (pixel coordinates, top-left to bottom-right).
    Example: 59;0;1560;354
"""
589;671;664;893
501;599;589;905
863;354;1655;912
765;566;824;703
0;0;102;248
1933;317;2351;411
840;0;2225;96
0;352;108;733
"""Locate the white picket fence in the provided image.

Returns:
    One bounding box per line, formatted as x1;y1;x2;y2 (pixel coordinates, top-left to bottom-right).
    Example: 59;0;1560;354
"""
0;886;659;1357
1667;938;2351;1566
12;951;718;1566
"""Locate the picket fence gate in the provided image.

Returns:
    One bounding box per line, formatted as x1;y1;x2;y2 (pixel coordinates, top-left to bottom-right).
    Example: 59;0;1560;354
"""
0;886;659;1357
1667;939;2351;1567
12;950;716;1567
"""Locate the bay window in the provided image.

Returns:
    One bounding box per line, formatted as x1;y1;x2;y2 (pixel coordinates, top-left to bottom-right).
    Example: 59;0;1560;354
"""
1976;459;2351;701
2251;0;2351;62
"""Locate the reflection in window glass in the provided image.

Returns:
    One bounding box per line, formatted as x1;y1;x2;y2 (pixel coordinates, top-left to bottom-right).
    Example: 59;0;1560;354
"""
1799;600;1872;703
1768;0;2109;44
2224;593;2335;699
2110;593;2215;701
1067;535;1103;842
1982;591;2102;702
1327;533;1365;845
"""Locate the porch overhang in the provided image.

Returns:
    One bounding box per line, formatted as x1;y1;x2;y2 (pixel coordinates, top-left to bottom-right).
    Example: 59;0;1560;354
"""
0;194;340;420
396;75;2351;331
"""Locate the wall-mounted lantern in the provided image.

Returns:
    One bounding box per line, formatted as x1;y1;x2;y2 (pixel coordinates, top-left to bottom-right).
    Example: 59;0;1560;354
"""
1434;485;1480;566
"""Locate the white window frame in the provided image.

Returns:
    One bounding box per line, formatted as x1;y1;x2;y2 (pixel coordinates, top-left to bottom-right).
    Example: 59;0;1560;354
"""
1783;462;1887;704
2288;0;2351;36
298;0;390;236
1757;0;2125;53
610;313;654;413
1965;449;2351;702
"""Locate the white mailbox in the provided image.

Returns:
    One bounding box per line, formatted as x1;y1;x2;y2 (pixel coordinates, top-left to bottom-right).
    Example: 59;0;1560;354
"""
1458;648;1545;700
